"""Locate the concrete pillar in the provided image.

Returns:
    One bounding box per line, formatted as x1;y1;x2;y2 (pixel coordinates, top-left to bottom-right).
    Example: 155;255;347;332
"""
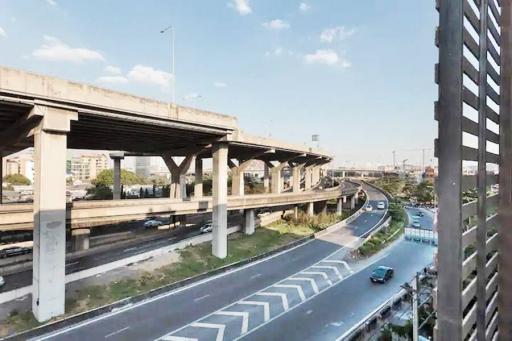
243;209;255;235
112;156;123;200
305;166;313;190
355;191;359;205
350;195;356;209
292;165;303;193
343;196;347;204
271;167;282;194
263;164;270;193
294;205;299;220
337;198;343;216
194;157;203;198
32;106;77;322
307;202;314;217
318;201;327;215
71;229;90;252
163;154;194;200
212;143;228;258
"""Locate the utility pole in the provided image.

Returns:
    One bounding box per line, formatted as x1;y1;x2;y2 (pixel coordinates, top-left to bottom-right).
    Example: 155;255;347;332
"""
160;25;175;104
392;150;396;170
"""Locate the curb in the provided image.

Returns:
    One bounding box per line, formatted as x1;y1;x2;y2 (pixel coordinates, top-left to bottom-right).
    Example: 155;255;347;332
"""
3;235;313;341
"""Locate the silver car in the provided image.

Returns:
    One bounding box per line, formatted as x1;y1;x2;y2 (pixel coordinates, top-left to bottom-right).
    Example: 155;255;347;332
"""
0;276;5;288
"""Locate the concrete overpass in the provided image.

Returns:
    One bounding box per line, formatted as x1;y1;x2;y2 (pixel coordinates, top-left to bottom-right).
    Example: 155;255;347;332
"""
0;66;351;322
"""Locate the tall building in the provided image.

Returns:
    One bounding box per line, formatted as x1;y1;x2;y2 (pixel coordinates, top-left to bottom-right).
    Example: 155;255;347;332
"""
70;154;109;182
2;151;35;183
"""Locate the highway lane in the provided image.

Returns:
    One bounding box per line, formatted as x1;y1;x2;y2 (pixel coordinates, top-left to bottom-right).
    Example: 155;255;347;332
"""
405;207;435;230
241;240;435;341
35;183;387;341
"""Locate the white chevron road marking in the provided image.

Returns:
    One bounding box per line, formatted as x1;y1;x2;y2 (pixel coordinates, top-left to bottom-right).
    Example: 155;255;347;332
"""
322;260;354;274
239;301;270;321
256;292;289;310
189;322;225;341
214;311;249;334
274;284;306;301
289;277;319;293
311;265;343;279
160;336;198;341
301;271;333;285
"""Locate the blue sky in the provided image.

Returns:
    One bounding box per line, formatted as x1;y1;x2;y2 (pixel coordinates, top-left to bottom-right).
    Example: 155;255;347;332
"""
0;0;438;167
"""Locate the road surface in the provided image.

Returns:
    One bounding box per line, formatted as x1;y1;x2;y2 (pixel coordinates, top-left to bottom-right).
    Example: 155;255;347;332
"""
34;183;389;341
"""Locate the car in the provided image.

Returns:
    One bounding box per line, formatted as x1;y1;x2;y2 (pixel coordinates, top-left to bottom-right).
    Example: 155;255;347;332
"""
199;222;213;234
377;202;385;210
370;266;394;283
365;205;373;212
416;211;425;217
0;246;32;259
143;220;163;229
257;208;271;217
0;276;4;288
412;221;421;228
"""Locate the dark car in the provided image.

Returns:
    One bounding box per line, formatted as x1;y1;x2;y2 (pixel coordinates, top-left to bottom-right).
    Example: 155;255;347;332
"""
416;211;425;217
0;246;32;259
370;266;394;283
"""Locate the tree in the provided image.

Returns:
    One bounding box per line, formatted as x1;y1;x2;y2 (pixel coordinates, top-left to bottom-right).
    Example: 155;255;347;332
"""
414;181;434;203
86;184;112;200
93;169;145;186
3;174;31;185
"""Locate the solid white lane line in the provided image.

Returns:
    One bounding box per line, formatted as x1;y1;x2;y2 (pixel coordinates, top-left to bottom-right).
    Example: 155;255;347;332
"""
65;261;79;267
311;265;342;279
189;322;225;341
104;326;130;338
160;336;198;341
193;294;210;302
289;277;319;294
301;271;333;286
274;284;306;301
256;292;289;311
214;311;249;334
239;301;270;321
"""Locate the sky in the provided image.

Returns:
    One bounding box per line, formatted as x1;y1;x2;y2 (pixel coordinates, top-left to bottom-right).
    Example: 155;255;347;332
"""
0;0;438;168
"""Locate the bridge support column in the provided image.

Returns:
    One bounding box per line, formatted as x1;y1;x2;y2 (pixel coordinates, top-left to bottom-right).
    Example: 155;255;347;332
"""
230;159;252;196
350;195;356;209
294;205;299;220
305;166;313;190
243;209;255;235
269;160;292;194
194;157;203;198
307;202;314;217
162;153;194;200
32;106;77;322
292;163;305;193
0;156;2;204
212;142;228;259
343;196;347;204
337;198;343;216
71;229;90;251
111;154;124;200
263;164;270;193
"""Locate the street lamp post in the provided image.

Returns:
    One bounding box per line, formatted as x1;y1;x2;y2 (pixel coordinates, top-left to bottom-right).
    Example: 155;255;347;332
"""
160;25;175;104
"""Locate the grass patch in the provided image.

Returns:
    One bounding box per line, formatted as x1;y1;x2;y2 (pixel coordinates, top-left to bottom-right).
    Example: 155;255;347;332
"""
1;214;343;336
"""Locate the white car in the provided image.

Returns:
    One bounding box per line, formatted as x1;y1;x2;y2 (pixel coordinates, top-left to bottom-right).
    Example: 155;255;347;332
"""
200;223;213;234
365;205;373;212
0;276;5;288
144;220;163;228
377;202;385;210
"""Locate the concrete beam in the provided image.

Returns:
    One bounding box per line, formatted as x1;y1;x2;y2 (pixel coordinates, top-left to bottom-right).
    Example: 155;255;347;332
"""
212;142;228;258
32;105;77;322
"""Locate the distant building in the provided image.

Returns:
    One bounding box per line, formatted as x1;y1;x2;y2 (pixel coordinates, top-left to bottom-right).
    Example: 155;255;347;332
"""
135;157;151;178
70;154;109;182
2;151;35;183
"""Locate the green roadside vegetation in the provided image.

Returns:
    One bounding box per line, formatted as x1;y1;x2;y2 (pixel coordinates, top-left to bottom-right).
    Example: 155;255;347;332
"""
0;212;342;336
357;200;407;257
370;175;434;204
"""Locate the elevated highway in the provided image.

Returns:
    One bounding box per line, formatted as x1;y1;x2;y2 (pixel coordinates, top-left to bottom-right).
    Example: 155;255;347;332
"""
0;66;343;321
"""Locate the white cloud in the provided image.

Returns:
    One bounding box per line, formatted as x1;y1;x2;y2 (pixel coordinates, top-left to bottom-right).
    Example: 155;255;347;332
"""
320;26;355;43
32;36;104;63
229;0;252;16
214;81;227;88
97;75;128;84
105;65;122;75
299;3;310;12
0;27;6;38
127;65;173;88
262;19;290;30
183;92;202;100
304;49;351;67
265;47;283;57
46;0;57;6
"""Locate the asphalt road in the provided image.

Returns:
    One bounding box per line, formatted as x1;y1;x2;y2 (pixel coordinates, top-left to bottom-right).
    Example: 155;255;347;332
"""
405;207;435;230
34;182;389;341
